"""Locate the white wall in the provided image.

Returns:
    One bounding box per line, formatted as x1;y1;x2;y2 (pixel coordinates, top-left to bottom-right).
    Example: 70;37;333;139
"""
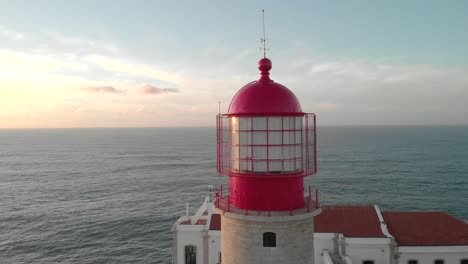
176;227;205;264
314;233;335;264
346;238;391;264
208;230;221;264
398;246;468;264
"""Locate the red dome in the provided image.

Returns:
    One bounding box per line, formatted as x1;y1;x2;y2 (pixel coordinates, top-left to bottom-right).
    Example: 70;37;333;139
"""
228;58;302;115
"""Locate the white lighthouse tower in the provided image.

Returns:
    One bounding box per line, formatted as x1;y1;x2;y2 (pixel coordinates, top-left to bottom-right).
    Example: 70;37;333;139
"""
214;56;321;264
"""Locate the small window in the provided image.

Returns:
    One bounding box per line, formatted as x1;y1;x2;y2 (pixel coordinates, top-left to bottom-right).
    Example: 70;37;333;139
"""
263;232;276;247
461;259;468;264
185;245;196;264
434;260;444;264
408;260;418;264
363;261;374;264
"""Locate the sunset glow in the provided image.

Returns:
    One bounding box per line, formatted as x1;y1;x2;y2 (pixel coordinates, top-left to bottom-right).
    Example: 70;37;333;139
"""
1;1;467;128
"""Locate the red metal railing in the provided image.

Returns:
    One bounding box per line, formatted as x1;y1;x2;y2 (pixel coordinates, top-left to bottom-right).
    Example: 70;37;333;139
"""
216;113;317;177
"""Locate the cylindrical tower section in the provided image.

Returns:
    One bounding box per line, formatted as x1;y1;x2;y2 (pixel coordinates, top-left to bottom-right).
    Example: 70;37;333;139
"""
215;57;319;264
216;58;317;211
219;210;320;264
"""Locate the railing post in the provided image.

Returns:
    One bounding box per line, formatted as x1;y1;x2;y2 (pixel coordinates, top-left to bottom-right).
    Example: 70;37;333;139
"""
315;189;319;208
221;184;223;197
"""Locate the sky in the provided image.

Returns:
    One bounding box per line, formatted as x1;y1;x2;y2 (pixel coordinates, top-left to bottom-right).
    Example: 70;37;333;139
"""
0;0;467;128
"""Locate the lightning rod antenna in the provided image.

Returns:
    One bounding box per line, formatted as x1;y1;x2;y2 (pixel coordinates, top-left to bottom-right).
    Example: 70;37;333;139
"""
261;9;267;58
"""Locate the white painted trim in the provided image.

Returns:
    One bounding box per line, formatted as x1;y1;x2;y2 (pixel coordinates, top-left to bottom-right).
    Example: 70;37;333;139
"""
346;237;390;244
343;256;353;264
191;197;209;225
215;207;321;222
322;250;334;264
374;205;385;222
399;245;468;253
314;232;335;239
374;205;394;239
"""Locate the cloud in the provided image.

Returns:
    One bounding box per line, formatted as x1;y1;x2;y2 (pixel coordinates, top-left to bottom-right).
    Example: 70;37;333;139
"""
85;55;183;85
82;85;125;94
136;83;179;95
279;58;468;125
0;50;87;74
0;25;23;40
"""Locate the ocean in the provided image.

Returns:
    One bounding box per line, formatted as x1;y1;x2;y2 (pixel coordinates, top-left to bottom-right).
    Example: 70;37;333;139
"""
0;126;467;263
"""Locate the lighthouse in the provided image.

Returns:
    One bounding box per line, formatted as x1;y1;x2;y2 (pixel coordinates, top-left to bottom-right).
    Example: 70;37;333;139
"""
214;56;320;264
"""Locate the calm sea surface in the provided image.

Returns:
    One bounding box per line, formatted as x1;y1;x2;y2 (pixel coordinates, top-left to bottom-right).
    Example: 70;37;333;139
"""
0;127;467;263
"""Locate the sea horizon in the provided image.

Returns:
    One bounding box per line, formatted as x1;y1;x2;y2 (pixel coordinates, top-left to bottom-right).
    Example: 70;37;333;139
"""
2;124;468;130
1;126;466;262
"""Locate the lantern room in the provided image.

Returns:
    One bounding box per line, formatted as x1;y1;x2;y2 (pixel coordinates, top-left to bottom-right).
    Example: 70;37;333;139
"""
216;58;317;211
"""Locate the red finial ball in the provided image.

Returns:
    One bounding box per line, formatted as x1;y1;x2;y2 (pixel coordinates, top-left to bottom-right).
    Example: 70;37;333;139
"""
258;57;272;73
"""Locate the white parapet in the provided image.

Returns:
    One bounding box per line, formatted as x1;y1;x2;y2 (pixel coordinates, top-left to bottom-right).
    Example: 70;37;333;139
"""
322;250;334;264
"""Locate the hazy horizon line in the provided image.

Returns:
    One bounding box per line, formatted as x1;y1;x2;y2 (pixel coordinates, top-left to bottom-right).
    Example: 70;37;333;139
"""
1;124;468;130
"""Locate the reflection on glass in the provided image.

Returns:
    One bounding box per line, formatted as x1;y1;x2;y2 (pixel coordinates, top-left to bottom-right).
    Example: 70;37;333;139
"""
253;132;267;145
253;161;267;172
239;117;251;130
253;117;267;130
268;117;282;130
229;116;305;174
269;132;282;145
253;147;267;159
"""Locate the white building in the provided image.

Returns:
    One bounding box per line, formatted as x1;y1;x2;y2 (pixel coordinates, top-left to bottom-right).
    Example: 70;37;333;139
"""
172;198;468;264
172;55;468;263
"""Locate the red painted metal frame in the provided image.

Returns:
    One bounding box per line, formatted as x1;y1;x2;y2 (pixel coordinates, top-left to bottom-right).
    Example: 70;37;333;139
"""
216;113;317;178
213;184;320;215
216;112;317;211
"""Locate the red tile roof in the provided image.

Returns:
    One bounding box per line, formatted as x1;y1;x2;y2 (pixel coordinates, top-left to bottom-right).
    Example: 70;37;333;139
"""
314;205;385;238
382;211;468;246
184;207;468;247
209;214;221;230
180;219;207;225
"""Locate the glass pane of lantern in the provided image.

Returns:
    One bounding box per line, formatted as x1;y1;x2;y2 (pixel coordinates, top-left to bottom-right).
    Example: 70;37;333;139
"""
253;132;267;145
295;131;302;143
231;117;239;131
239;117;251;131
295;146;302;158
231;131;239;145
253;117;267;130
296;159;303;170
284;161;293;172
253;161;267;172
231;159;239;171
239;131;251;145
283;131;295;144
283;146;291;159
231;146;239;159
295;116;303;130
269;161;282;173
268;117;282;130
252;146;267;159
283;117;293;130
269;146;282;159
240;160;251;171
269;131;282;145
240;146;251;159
